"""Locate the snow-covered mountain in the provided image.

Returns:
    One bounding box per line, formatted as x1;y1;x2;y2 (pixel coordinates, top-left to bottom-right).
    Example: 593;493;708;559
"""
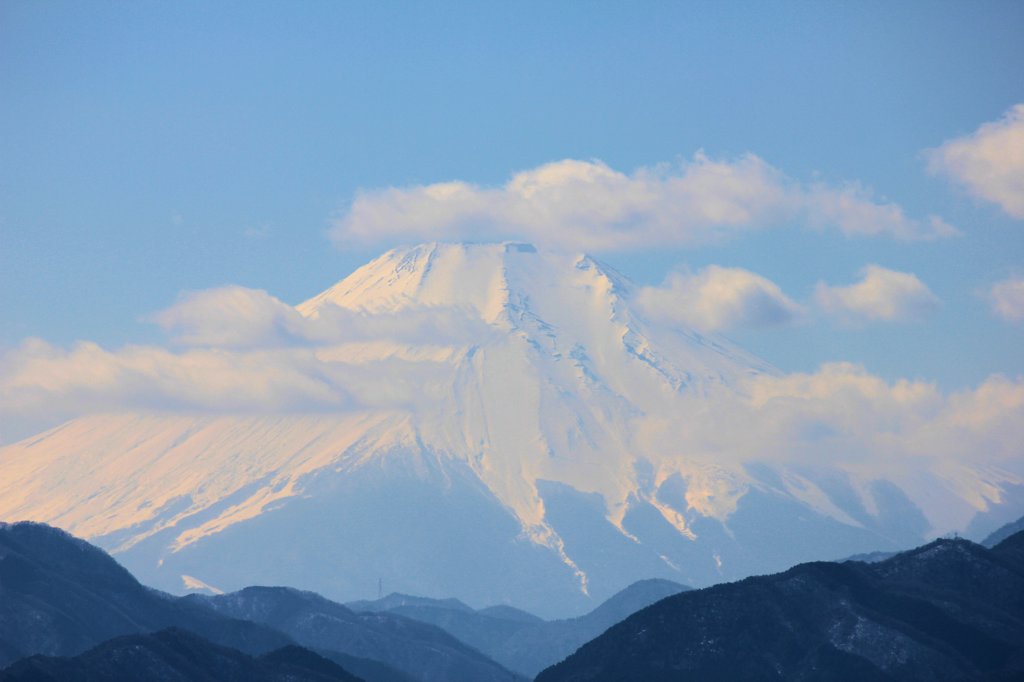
0;242;1018;617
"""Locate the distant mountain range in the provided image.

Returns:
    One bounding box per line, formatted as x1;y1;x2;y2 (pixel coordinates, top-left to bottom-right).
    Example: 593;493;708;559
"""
0;521;519;682
188;586;521;682
4;519;1024;681
345;578;690;678
3;243;1018;616
982;515;1024;548
0;520;687;681
536;529;1024;681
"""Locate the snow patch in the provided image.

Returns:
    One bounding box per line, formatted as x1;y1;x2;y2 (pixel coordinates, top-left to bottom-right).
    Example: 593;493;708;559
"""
182;574;223;595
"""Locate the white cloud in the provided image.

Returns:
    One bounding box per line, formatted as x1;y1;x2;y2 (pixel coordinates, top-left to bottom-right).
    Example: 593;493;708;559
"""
815;265;940;324
5;340;1021;481
4;308;1023;534
152;286;309;348
804;183;959;239
0;284;512;442
152;286;498;349
331;153;956;250
0;338;352;439
741;365;1024;471
0;339;474;444
636;266;804;332
927;104;1024;219
627;358;1024;535
636;363;1024;528
989;276;1024;322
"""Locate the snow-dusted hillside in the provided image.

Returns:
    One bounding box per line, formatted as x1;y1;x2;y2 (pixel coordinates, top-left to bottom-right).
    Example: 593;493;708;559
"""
0;243;1019;617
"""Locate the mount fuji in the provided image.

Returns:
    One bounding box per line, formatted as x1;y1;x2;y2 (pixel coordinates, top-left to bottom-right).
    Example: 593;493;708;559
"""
0;242;1016;617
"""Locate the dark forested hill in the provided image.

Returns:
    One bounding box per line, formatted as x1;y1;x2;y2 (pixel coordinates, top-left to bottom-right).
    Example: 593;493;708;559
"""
0;522;290;667
0;522;512;682
536;532;1024;682
0;628;363;682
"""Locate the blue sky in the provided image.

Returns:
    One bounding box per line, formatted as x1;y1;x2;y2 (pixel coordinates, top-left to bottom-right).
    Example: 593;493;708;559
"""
2;0;1023;402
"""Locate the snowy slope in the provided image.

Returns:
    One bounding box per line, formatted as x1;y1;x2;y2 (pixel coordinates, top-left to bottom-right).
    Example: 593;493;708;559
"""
0;242;1017;617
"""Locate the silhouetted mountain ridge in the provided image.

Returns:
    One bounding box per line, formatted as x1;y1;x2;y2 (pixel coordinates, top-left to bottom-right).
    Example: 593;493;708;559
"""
190;586;525;682
983;514;1024;548
0;522;291;667
536;532;1024;682
347;593;476;614
0;522;512;682
349;578;690;677
0;627;363;682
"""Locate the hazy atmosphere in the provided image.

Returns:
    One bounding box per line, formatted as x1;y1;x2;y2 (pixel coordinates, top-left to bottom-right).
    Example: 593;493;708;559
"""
2;3;1023;680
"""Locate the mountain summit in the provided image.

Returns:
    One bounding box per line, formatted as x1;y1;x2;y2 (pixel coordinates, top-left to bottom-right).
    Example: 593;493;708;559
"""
0;243;1013;616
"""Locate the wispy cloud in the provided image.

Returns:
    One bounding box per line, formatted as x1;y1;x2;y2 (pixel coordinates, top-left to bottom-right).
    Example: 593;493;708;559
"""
804;183;958;240
0;338;351;440
152;286;309;348
3;287;1022;529
152;285;496;349
648;362;1021;464
0;285;508;440
330;153;957;251
927;104;1024;219
633;361;1024;533
636;266;804;332
5;339;1022;482
673;363;1024;473
988;275;1024;323
815;265;941;325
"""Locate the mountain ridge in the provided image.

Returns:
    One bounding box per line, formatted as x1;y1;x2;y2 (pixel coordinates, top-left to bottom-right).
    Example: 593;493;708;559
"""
535;532;1024;681
0;521;520;682
346;578;690;677
0;521;292;668
0;628;364;682
189;585;524;682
